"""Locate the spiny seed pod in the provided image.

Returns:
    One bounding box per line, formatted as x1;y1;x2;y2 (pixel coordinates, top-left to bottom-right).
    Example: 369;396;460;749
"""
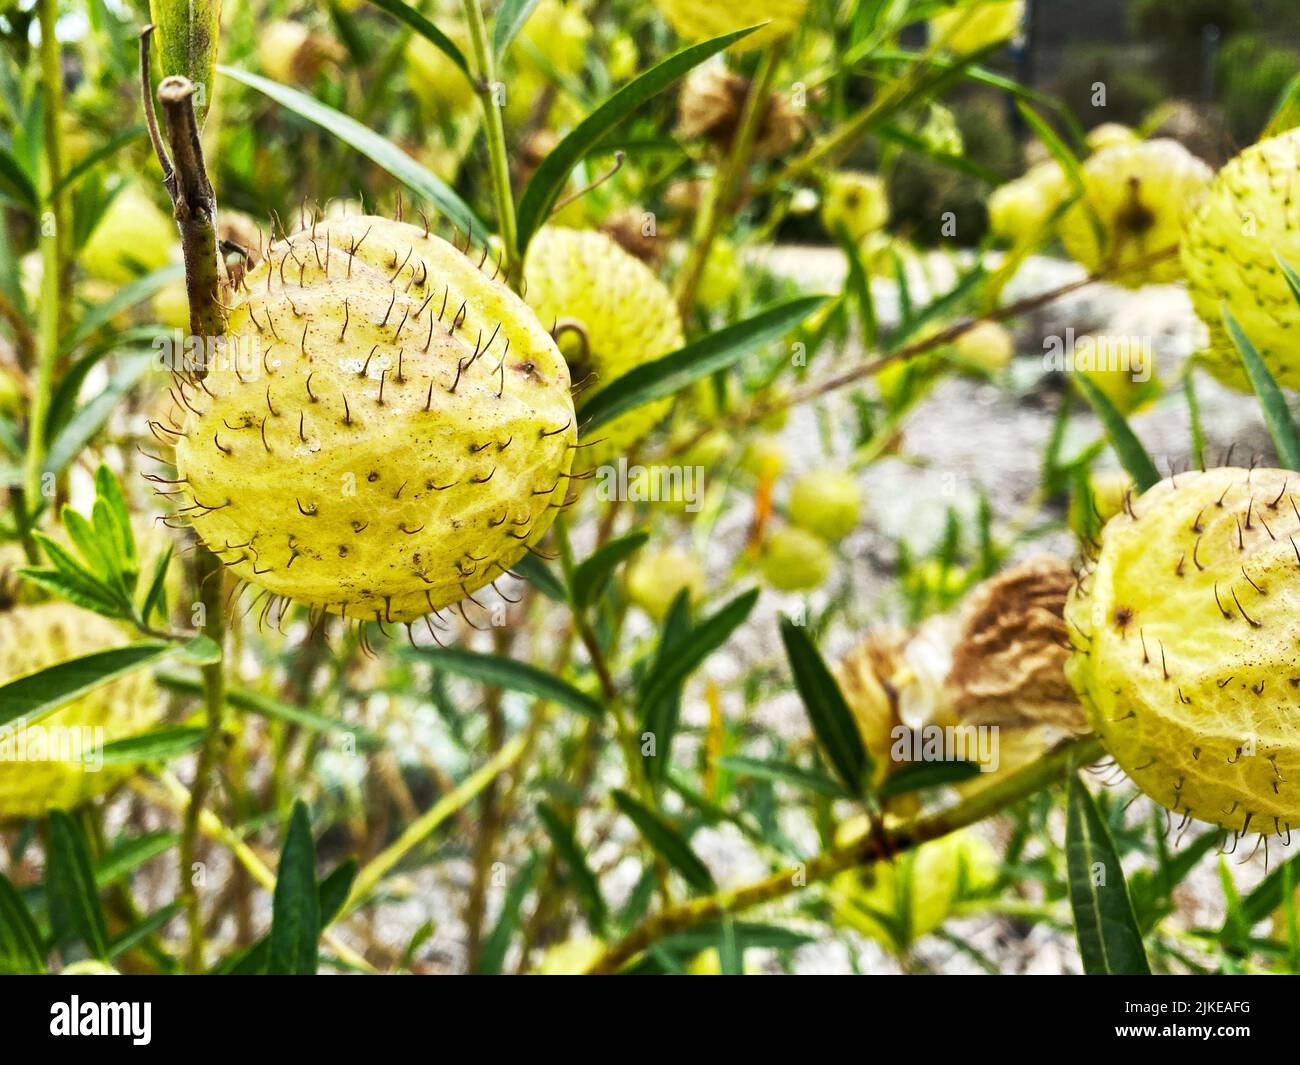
788;469;862;542
524;227;683;467
820;171;889;243
653;0;808;52
0;604;161;819
987;160;1069;247
1065;467;1300;834
1057;139;1212;288
171;214;576;624
625;546;705;620
929;0;1024;54
1181;128;1300;392
760;526;832;592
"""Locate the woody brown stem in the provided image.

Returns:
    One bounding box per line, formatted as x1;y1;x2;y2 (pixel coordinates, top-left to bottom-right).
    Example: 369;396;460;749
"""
156;75;224;345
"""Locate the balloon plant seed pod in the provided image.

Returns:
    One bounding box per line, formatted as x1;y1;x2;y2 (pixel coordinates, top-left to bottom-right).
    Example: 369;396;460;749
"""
1180;128;1300;392
1065;467;1300;836
167;214;577;626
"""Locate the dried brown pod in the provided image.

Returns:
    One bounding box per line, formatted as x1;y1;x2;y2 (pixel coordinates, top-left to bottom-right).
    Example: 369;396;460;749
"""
675;64;805;162
945;555;1087;734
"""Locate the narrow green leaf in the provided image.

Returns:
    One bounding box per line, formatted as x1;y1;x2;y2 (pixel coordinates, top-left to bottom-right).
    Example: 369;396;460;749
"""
369;0;470;77
418;645;604;718
511;552;567;602
1224;851;1300;937
474;853;539;975
1073;374;1160;491
0;146;37;211
0;873;44;974
318;859;358;927
635;589;759;720
877;759;980;798
49;126;146;200
492;0;542;57
717;755;850;799
18;565;124;618
61;266;182;352
215;859;356;976
98;726;206;766
46;811;110;961
516;26;758;250
220;65;482;235
537;802;607;933
577;297;827;433
1278;255;1300;309
154;668;378;745
570;529;647;609
641;588;693;782
0;641;175;729
94;831;178;887
108;901;183;961
44;356;155;477
778;616;871;797
611;789;715;893
1016;100;1100;245
1223;305;1300;471
140;543;174;624
93;465;137;572
269;801;320;975
1065;773;1150;975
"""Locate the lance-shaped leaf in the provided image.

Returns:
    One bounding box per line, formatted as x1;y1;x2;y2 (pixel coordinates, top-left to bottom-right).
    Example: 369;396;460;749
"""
516;26;758;251
1073;374;1160;492
1065;773;1150;975
0;636;218;730
418;645;604;719
46;811;110;962
570;529;647;609
220;66;483;235
269;802;321;975
1223;304;1300;471
778;616;871;798
612;790;715;893
578;297;826;433
635;589;758;721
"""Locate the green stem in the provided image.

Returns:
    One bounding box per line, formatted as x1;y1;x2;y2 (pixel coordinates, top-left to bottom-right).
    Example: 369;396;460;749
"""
674;44;783;317
180;547;226;973
24;0;71;514
461;0;519;287
585;735;1104;973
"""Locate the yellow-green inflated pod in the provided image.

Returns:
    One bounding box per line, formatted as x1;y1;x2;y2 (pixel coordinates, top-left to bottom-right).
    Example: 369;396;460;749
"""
1057;140;1212;288
0;604;161;820
1181;128;1300;391
1065;467;1300;832
173;216;576;623
524;227;683;468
